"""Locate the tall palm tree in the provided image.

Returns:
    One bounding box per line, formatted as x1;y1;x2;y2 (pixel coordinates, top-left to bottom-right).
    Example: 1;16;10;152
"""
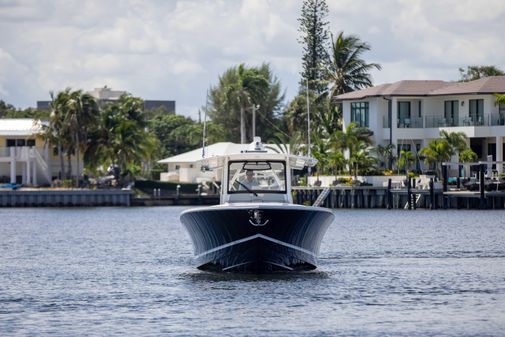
65;90;99;185
326;31;382;98
209;64;277;143
46;88;72;180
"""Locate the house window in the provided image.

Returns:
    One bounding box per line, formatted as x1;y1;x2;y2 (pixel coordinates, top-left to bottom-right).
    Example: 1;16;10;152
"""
27;139;36;147
6;139;16;147
444;100;459;126
351;102;369;127
469;99;484;125
398;101;411;127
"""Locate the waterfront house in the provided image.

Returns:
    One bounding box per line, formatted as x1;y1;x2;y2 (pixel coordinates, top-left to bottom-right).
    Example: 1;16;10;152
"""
335;76;505;172
0;119;80;185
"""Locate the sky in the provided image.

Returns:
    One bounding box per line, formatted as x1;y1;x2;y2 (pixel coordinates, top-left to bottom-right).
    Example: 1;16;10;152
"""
1;0;504;119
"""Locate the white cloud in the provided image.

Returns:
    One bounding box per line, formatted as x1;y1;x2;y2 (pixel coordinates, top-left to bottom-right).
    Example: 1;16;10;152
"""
0;0;504;118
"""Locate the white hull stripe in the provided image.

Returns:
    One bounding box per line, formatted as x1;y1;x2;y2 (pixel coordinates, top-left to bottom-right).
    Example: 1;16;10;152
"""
195;234;316;260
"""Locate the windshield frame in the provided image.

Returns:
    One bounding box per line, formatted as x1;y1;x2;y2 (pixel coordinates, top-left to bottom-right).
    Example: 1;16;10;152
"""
227;160;287;194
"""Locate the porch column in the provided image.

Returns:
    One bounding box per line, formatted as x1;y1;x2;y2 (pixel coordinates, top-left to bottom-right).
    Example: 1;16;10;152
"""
497;136;503;174
10;148;16;184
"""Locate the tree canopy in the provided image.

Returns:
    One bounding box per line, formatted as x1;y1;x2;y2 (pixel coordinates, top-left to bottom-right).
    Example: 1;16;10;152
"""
208;63;284;143
458;65;505;82
298;0;330;94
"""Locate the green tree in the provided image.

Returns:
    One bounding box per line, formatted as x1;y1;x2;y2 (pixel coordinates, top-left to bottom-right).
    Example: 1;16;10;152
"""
375;143;396;170
440;130;468;157
65;90;99;185
208;63;284;143
459;148;478;163
398;150;415;174
458;65;504;82
45;88;73;179
86;95;157;186
419;139;452;177
0;100;16;117
495;93;505;106
298;0;330;94
326;32;382;99
334;122;374;175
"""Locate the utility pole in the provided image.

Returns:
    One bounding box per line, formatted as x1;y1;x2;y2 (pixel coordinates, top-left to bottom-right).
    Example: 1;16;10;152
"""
306;79;311;184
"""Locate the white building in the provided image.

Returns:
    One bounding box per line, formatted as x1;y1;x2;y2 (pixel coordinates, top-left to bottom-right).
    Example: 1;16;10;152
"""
0;119;81;186
335;76;505;172
158;142;287;183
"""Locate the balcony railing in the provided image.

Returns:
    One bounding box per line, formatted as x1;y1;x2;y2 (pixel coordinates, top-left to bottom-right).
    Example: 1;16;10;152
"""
0;146;47;159
382;112;505;129
397;117;423;128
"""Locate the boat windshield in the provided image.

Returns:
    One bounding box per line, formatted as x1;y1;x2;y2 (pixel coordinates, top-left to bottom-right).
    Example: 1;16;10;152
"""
228;160;287;194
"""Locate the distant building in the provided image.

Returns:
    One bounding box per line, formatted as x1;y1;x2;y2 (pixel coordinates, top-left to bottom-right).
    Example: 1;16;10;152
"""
335;76;505;172
37;86;175;113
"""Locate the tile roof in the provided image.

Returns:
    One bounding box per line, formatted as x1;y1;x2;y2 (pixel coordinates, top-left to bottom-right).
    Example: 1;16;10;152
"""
334;76;505;100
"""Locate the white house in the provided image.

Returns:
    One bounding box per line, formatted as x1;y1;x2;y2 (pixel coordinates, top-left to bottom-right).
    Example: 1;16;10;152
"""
0;119;81;186
158;142;288;183
335;76;505;172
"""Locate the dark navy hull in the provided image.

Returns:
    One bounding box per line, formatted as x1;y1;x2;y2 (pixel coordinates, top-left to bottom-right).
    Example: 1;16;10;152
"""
180;204;334;273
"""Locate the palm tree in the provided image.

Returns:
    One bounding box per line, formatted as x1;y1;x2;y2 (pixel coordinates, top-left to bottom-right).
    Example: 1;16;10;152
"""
65;90;99;185
375;143;397;170
325;31;382;98
209;64;279;143
46;88;73;180
496;93;505;105
398;150;415;174
86;95;157;186
334;122;373;175
440;130;468;157
419;139;452;177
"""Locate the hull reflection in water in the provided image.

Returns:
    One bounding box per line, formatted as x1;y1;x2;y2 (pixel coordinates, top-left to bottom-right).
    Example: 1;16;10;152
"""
180;204;334;273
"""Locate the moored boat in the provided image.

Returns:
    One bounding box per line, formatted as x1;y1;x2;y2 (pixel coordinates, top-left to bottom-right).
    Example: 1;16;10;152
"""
180;138;334;273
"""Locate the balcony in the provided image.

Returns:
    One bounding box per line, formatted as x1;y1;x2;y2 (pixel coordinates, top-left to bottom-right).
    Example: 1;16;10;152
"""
383;113;505;129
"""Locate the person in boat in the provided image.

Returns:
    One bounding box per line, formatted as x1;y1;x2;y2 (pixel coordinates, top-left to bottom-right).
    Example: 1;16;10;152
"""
239;170;258;190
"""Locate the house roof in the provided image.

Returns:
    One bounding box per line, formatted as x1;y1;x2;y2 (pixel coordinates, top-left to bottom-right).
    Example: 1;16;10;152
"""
158;142;289;164
0;119;44;136
334;76;505;100
429;76;505;95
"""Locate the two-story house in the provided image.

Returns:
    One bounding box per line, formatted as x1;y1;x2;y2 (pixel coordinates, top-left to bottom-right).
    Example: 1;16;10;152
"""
0;119;80;186
335;76;505;172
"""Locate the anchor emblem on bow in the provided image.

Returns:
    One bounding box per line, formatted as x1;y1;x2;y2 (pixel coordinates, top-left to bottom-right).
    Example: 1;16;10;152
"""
248;209;269;226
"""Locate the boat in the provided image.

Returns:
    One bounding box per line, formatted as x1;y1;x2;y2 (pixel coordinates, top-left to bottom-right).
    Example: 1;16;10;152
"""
180;137;335;273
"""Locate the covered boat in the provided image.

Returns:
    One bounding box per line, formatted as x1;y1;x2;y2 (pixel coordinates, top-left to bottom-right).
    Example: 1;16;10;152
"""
180;138;334;273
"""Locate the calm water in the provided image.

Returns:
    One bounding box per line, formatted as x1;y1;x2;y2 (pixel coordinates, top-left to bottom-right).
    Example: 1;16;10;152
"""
1;207;505;336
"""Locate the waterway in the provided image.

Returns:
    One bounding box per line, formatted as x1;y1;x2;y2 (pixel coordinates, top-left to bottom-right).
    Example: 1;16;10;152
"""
1;207;504;336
